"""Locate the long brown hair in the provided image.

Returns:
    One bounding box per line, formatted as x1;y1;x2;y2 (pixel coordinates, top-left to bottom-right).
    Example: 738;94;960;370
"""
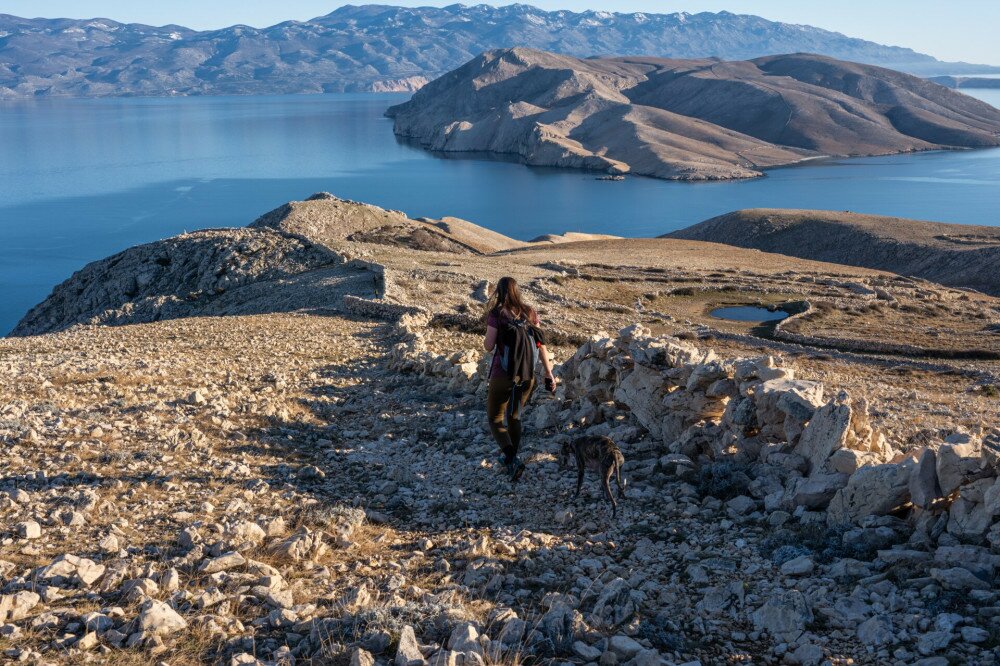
485;276;535;322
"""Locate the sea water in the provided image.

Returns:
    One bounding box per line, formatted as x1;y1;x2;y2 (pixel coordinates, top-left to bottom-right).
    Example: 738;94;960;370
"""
2;90;999;333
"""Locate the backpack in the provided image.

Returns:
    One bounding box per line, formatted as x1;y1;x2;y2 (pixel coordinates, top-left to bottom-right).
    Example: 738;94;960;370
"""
497;314;543;385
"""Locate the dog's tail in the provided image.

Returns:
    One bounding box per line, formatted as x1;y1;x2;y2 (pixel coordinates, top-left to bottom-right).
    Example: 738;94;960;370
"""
615;451;626;498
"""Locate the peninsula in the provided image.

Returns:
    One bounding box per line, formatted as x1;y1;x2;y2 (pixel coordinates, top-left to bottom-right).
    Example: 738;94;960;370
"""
387;48;1000;181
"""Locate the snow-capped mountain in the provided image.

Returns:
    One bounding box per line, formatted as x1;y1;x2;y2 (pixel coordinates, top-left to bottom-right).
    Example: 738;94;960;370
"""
1;4;995;98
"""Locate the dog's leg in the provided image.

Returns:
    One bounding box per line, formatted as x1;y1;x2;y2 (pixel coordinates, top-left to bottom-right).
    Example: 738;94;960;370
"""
575;464;584;499
616;463;626;499
602;466;616;517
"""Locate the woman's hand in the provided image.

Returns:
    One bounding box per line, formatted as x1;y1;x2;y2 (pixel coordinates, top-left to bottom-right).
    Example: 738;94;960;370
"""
544;371;557;394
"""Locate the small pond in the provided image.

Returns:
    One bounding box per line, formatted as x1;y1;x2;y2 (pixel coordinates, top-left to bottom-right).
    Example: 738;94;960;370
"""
710;306;790;322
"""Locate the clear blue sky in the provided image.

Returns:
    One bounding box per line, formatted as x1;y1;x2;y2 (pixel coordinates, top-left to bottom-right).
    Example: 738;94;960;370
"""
6;1;999;65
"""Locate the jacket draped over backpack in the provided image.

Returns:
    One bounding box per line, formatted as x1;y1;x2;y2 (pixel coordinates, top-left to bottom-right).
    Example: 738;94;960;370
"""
486;308;544;468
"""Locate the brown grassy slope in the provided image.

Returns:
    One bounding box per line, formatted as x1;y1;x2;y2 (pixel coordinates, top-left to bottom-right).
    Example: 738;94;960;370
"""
665;208;1000;294
505;237;884;276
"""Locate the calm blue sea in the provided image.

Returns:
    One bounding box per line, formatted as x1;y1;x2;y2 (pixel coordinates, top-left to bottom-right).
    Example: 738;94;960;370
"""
2;90;999;334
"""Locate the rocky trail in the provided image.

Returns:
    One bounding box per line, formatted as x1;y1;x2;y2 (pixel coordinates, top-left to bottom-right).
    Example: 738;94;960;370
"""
3;194;1000;665
3;308;999;666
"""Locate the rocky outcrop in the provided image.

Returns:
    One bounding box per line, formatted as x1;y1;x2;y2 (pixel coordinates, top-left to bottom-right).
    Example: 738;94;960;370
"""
387;48;1000;181
251;193;522;256
667;208;1000;295
10;228;351;336
362;76;429;93
11;193;525;336
8;226;388;337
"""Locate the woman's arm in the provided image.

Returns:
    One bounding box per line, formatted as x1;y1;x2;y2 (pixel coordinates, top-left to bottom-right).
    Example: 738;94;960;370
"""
484;325;498;352
533;310;556;387
539;344;555;379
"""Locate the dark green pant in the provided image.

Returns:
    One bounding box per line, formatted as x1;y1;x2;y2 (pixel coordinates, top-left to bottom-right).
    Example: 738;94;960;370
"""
487;377;535;464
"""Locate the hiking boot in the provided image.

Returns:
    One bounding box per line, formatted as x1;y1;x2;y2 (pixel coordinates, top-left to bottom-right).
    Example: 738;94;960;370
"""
510;457;526;482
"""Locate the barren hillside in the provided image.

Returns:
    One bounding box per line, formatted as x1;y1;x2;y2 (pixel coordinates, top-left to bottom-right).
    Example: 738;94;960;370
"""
667;208;1000;295
387;48;1000;181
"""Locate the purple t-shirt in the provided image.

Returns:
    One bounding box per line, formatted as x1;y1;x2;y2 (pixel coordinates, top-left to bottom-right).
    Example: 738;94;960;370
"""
488;309;540;380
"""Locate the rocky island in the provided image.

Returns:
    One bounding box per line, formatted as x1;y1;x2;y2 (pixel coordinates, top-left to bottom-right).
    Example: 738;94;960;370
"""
387;48;1000;181
3;194;1000;665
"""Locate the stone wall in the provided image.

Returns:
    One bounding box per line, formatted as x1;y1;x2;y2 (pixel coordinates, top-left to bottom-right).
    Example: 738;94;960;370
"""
382;312;1000;552
386;310;490;395
548;324;1000;549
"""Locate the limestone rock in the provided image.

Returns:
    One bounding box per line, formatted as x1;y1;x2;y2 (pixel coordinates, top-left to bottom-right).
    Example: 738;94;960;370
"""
34;554;105;587
780;555;815;576
395;625;427;666
827;463;911;525
910;448;943;509
796;392;889;474
0;592;40;623
200;551;247;574
137;600;188;636
857;615;895;646
937;440;985;495
751;590;812;639
931;567;991;591
613;365;668;439
352;648;376;666
591;578;636;628
790;473;849;510
447;622;482;655
754;379;824;443
270;528;327;562
16;520;41;540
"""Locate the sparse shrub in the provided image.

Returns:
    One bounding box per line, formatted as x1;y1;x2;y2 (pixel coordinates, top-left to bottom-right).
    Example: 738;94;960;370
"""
637;615;684;652
925;590;967;616
770;544;812;566
759;522;867;564
696;461;752;501
884;561;928;586
98;450;130;465
334;602;463;646
981;385;1000;398
303;504;366;531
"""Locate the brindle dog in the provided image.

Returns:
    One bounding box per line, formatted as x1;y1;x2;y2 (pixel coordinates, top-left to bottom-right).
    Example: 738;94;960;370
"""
558;435;627;516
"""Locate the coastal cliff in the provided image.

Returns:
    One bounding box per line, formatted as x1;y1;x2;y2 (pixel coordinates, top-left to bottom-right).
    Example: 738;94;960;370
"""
387;48;1000;181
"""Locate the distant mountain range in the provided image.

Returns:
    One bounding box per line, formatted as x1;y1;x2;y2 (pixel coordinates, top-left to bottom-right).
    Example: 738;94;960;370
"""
2;4;998;98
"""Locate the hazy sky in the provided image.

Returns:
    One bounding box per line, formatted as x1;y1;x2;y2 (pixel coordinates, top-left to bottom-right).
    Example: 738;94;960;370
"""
6;1;999;65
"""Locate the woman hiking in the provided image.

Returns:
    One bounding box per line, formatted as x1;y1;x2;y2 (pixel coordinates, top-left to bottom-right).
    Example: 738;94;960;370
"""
483;277;556;481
